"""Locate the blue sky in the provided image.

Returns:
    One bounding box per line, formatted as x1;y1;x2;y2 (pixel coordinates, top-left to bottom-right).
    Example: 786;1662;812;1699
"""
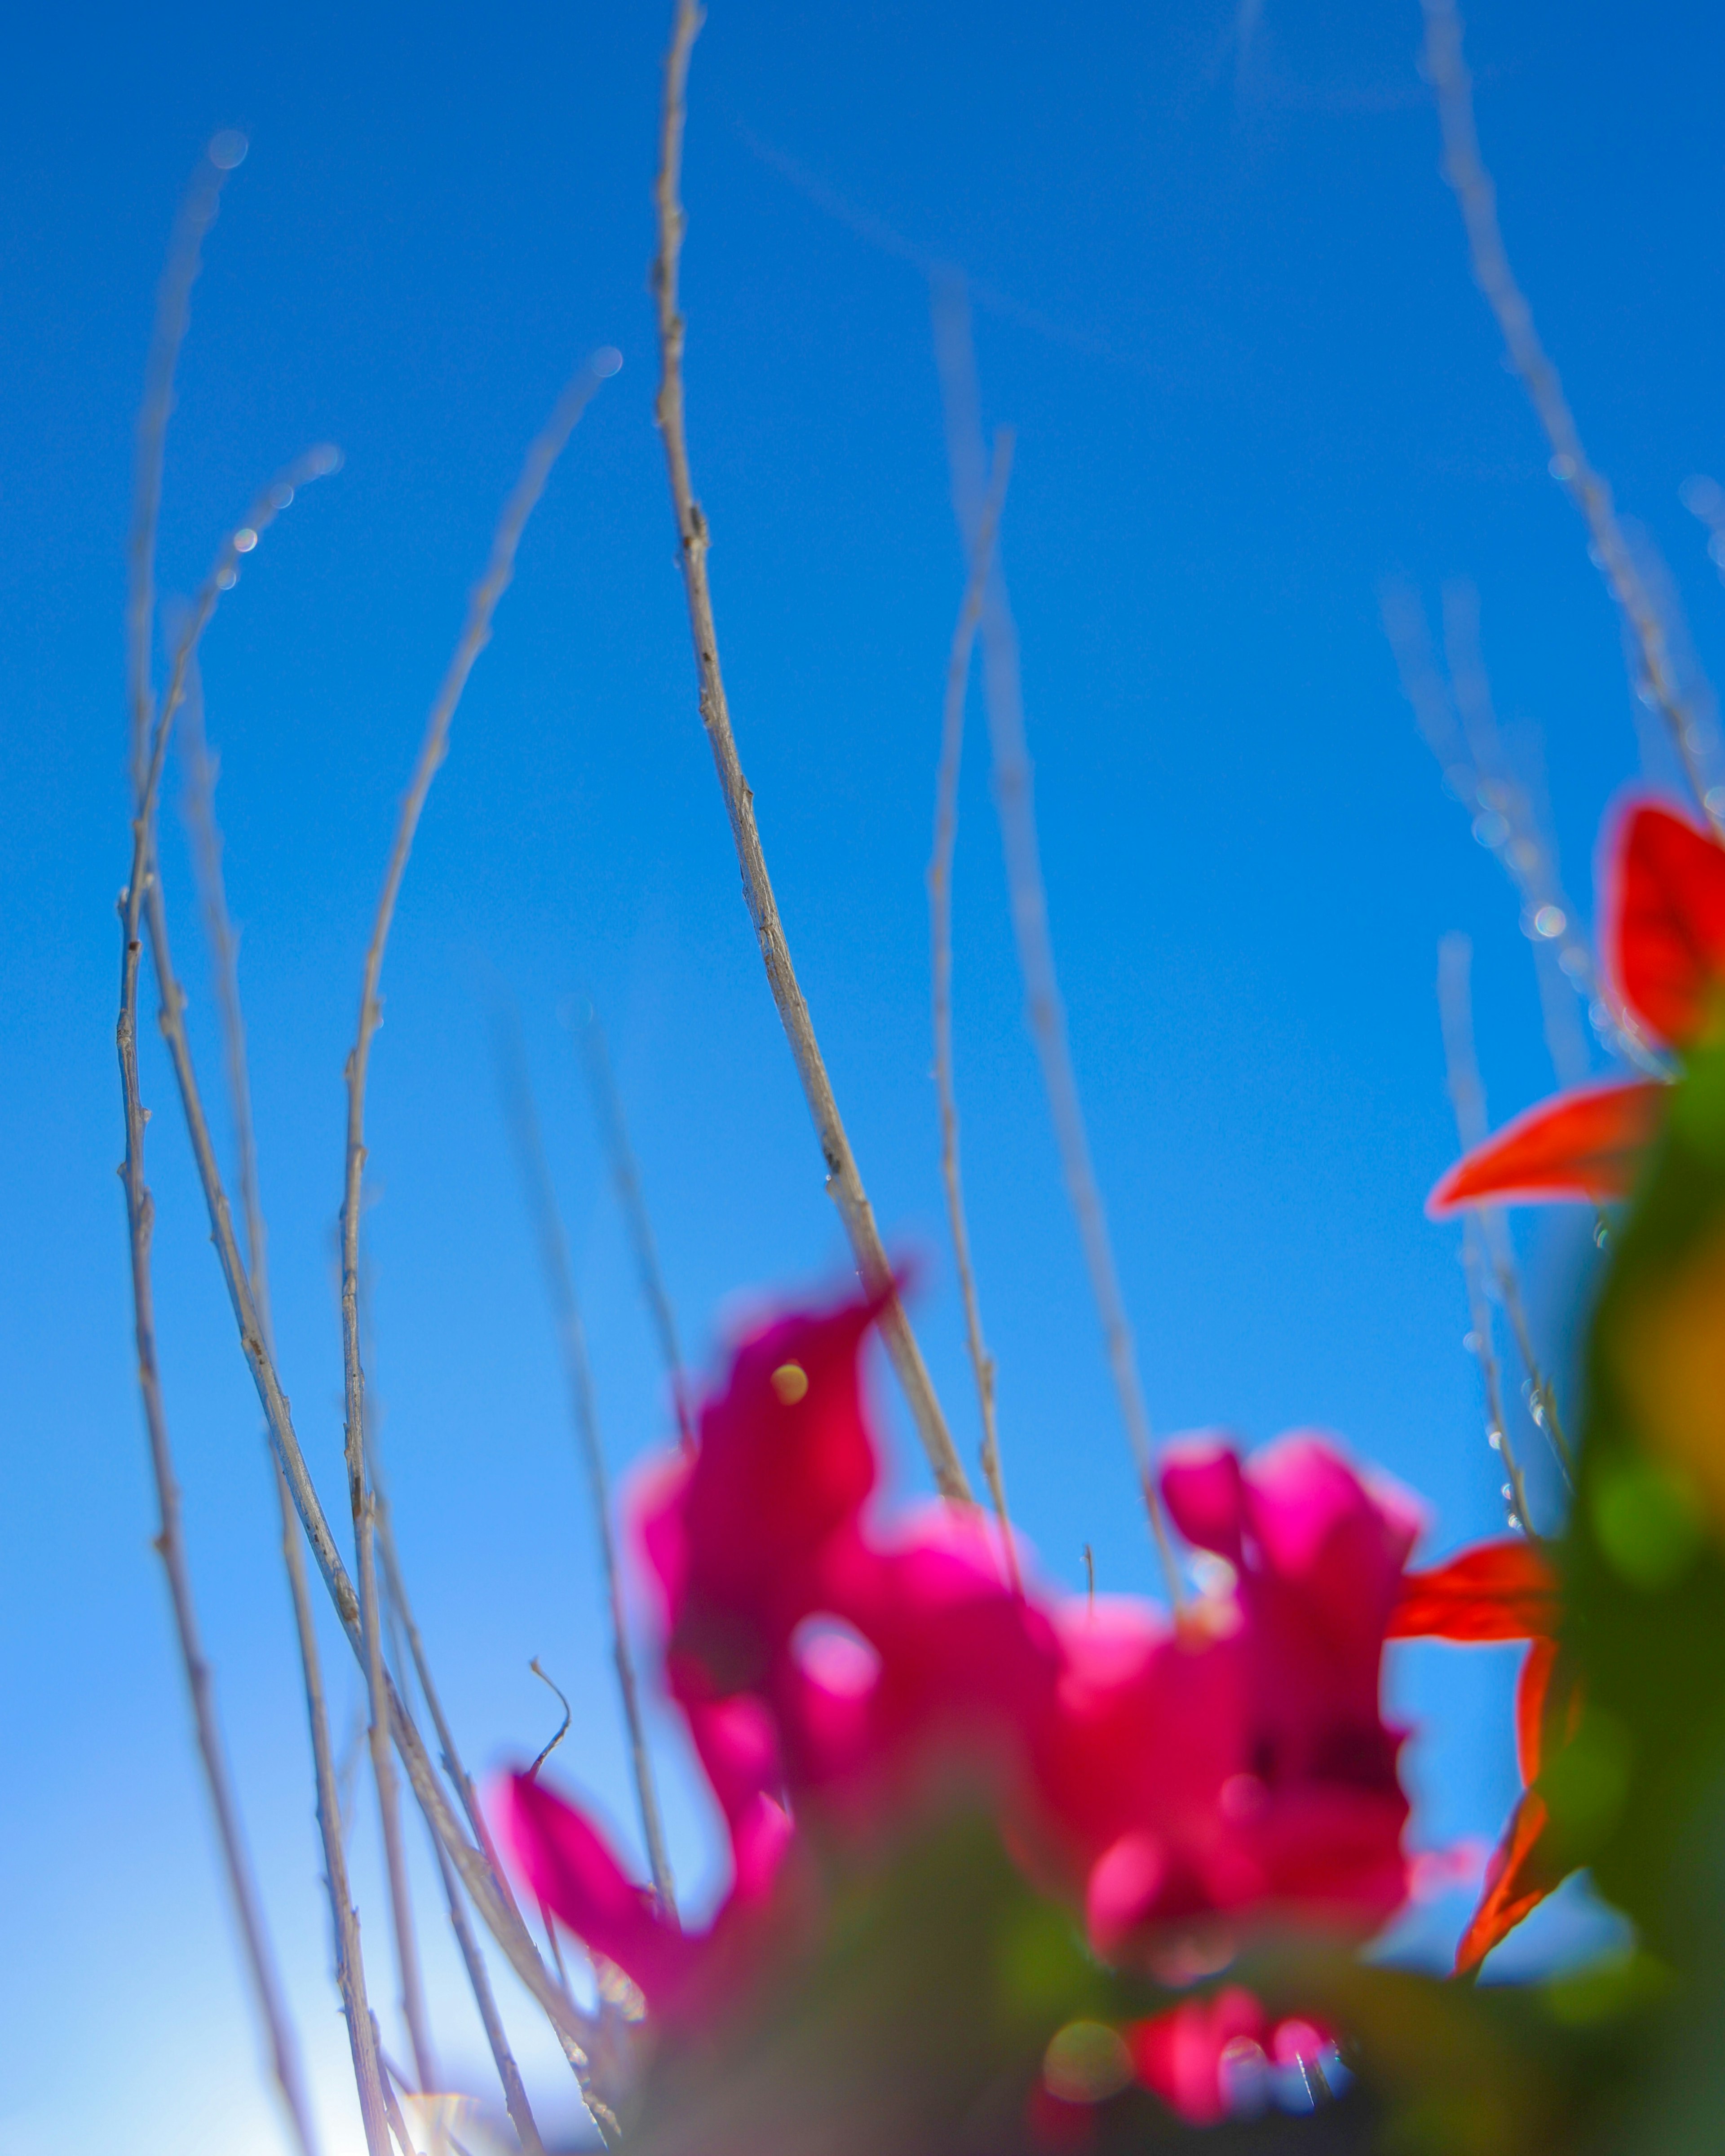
3;0;1720;2147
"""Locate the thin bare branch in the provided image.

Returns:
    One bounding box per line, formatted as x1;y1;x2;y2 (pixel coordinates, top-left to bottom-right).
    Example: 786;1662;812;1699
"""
374;1518;516;1894
649;0;971;1503
496;1003;676;1913
117;169;331;2156
1380;577;1659;1081
573;1002;694;1449
125;592;611;2119
527;1659;574;1783
930;271;1182;1605
376;2027;425;2156
113;893;326;2156
180;669;395;2152
138;862;606;2070
1435;932;1574;1488
336;356;616;2106
127;130;247;790
1419;0;1724;833
426;1826;549;2156
929;428;1018;1574
374;1553;547;2156
1436;935;1539;1532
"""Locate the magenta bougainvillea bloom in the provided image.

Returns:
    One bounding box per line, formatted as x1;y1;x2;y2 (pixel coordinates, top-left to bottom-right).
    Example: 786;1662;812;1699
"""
498;1291;1425;2107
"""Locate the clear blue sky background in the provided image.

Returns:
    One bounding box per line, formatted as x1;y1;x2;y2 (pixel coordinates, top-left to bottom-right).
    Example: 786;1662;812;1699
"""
2;0;1718;2147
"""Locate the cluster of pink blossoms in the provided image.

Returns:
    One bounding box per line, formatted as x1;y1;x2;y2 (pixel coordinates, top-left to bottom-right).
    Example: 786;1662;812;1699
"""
498;1289;1463;2125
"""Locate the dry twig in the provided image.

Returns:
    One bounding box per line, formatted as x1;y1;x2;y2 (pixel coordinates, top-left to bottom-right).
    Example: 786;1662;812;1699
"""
336;353;616;2107
114;902;327;2156
1436;936;1540;1531
574;1001;694;1449
496;1003;677;1913
1380;577;1657;1078
1420;0;1724;833
650;0;971;1503
930;272;1182;1604
117;169;329;2148
929;429;1018;1571
180;672;396;2152
124;482;615;2139
376;1559;548;2156
127;131;246;789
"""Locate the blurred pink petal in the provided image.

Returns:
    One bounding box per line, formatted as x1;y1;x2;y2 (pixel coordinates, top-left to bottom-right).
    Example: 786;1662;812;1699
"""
1128;1986;1266;2125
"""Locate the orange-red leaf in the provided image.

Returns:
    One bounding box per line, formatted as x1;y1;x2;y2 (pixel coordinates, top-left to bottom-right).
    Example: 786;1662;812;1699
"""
1426;1079;1667;1215
1389;1539;1559;1642
1607;801;1725;1048
1514;1638;1559;1785
1454;1788;1567;1975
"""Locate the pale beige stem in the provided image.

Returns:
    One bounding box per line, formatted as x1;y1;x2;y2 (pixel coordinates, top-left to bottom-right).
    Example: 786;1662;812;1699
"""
1436;935;1538;1533
123;589;613;2126
114;882;327;2156
338;361;610;2097
335;356;615;2118
118;183;330;2148
929;430;1018;1574
575;1002;694;1450
1420;0;1722;834
180;676;395;2151
495;1002;677;1914
930;272;1182;1604
649;0;970;1502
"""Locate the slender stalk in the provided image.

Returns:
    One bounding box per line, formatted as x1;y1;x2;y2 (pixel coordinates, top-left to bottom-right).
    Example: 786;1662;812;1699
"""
929;429;1018;1573
371;1441;552;2156
114;889;324;2156
180;676;395;2152
1435;929;1573;1481
1380;578;1662;1080
336;355;615;2107
362;1494;439;2091
124;605;611;2111
374;1520;516;1901
1436;935;1539;1531
426;1825;548;2156
378;1551;548;2156
139;852;606;2069
649;0;971;1504
127;131;246;789
495;1003;677;1913
117;154;329;2156
375;2026;423;2156
574;1002;694;1449
1420;0;1723;834
929;271;1182;1605
1441;584;1592;1091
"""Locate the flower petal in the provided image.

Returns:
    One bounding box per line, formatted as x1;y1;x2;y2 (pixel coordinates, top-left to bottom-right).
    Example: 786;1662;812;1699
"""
1607;800;1725;1047
496;1773;696;2008
1453;1788;1566;1975
1127;1987;1266;2125
1426;1079;1667;1214
1515;1638;1560;1787
1388;1539;1560;1641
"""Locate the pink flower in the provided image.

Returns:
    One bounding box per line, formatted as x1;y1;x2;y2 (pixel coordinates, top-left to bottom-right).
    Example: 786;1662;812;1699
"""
1029;1435;1418;1957
1125;1988;1336;2125
499;1291;1420;2034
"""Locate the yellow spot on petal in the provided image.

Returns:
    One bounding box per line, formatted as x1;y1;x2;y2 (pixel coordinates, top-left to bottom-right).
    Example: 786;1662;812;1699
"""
770;1361;809;1406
